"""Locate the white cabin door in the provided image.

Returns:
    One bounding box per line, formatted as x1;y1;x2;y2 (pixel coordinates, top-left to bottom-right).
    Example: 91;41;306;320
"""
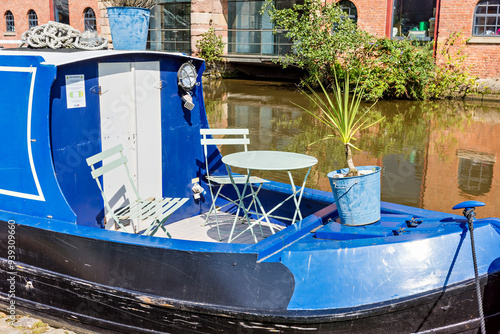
98;61;162;225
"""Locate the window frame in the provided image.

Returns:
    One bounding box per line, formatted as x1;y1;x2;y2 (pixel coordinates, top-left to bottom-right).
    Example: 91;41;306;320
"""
147;0;192;54
473;0;500;36
390;0;435;41
338;0;358;23
83;7;97;32
226;0;301;56
5;10;14;32
28;9;38;29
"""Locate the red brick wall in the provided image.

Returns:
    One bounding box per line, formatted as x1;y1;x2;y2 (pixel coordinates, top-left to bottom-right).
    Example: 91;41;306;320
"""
0;0;51;40
69;0;100;33
0;0;101;42
434;0;500;79
328;0;500;80
348;0;388;38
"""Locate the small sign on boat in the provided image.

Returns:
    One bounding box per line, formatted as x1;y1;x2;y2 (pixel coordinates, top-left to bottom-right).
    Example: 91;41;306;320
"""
65;75;86;109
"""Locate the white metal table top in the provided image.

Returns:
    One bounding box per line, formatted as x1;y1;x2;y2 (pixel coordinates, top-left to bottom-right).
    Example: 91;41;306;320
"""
222;150;318;171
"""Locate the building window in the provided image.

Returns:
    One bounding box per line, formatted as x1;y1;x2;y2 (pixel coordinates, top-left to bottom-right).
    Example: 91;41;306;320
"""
53;0;69;25
148;0;191;54
84;8;96;31
227;0;301;56
338;0;357;23
473;0;500;36
5;11;14;32
28;10;38;28
391;0;436;40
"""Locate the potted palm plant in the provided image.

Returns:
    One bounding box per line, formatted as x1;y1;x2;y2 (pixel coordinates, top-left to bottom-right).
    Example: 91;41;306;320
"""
294;71;384;226
103;0;159;50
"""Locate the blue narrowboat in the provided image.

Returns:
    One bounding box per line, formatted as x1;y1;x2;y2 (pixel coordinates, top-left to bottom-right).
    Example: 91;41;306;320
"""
0;49;499;333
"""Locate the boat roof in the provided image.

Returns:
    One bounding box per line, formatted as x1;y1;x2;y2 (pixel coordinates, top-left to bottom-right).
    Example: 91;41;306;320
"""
0;48;201;66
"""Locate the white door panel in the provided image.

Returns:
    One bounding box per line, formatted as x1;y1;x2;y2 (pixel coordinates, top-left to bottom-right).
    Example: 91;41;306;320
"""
98;61;162;227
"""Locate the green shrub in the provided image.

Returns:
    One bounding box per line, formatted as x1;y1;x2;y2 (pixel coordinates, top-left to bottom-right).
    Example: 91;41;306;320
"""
355;38;436;100
261;0;373;84
196;26;224;77
430;32;476;99
262;0;474;101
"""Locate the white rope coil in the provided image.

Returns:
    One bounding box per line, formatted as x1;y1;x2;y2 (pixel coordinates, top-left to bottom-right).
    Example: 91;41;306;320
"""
21;21;108;50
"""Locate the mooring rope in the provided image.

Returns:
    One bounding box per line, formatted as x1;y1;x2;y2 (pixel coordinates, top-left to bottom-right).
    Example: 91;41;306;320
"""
20;21;108;50
466;210;487;334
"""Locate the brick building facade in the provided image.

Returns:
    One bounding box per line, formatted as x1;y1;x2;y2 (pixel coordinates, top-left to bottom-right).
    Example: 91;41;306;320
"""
156;0;499;80
437;0;500;79
326;0;500;79
352;0;389;38
1;0;498;80
0;0;52;40
0;0;101;41
68;0;101;33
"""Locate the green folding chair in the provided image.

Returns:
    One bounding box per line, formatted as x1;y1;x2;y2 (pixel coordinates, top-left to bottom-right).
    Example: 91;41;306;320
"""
86;144;188;237
200;128;268;241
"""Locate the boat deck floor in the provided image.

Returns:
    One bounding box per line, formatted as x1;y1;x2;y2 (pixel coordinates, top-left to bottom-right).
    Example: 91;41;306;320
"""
156;212;285;244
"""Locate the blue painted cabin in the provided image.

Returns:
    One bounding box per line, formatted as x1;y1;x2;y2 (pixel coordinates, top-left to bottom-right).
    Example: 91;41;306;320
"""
0;50;209;228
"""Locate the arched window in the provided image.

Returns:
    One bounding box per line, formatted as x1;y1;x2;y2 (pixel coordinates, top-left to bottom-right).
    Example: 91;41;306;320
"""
338;0;358;23
473;0;500;36
28;10;38;29
5;10;14;32
84;7;96;31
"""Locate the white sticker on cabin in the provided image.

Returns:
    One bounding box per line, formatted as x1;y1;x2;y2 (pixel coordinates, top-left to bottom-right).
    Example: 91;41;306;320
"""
65;75;86;109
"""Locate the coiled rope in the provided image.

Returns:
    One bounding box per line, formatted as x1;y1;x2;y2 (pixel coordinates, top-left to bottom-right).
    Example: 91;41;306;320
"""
21;21;108;50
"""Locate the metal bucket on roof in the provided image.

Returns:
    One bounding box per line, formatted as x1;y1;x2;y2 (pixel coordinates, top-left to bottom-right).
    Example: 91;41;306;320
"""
107;7;150;50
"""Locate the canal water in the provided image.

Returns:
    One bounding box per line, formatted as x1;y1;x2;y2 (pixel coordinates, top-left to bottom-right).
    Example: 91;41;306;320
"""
204;78;500;219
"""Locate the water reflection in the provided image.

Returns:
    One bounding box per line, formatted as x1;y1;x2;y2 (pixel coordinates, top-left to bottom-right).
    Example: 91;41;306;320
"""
457;150;495;196
203;79;500;217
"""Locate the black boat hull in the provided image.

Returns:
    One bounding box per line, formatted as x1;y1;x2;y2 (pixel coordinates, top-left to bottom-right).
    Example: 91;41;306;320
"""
1;221;500;333
1;263;499;333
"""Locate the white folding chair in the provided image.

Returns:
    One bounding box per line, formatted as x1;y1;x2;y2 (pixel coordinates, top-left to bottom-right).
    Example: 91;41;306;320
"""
86;144;188;237
200;128;268;241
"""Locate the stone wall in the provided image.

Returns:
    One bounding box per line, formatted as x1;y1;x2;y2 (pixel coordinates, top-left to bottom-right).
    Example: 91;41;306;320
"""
97;1;111;44
97;1;229;52
190;0;227;55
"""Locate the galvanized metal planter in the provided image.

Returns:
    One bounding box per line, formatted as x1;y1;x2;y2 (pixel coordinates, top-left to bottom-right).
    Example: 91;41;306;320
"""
107;7;150;50
328;166;381;225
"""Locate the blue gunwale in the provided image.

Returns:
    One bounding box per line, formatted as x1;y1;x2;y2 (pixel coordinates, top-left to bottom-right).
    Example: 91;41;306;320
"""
1;180;497;256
